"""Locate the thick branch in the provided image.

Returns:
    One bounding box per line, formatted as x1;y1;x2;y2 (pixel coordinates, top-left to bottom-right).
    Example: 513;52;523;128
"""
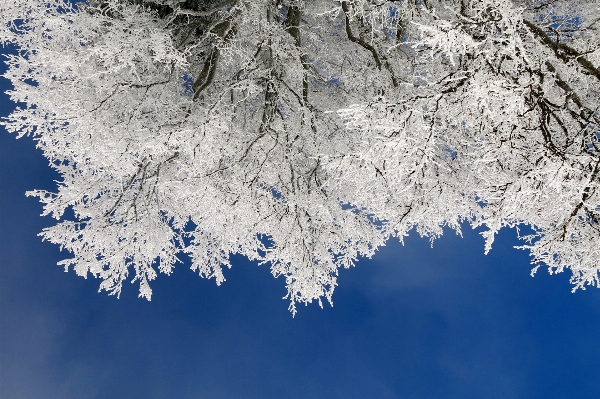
192;48;219;100
285;5;309;102
191;20;237;101
340;2;398;86
340;1;382;70
523;19;600;82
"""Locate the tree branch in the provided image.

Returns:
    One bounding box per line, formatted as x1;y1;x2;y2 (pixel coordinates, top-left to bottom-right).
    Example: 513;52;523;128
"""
523;19;600;82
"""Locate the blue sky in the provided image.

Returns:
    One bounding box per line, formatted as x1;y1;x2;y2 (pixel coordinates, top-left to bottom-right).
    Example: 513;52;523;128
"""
2;52;600;399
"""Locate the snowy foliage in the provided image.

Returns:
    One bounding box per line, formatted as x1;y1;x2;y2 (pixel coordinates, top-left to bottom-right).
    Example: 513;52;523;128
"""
1;0;599;313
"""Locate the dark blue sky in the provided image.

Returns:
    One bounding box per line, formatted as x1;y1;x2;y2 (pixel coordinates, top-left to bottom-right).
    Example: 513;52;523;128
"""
2;53;600;399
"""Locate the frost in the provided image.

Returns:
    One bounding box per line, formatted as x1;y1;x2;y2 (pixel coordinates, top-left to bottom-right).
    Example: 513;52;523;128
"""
1;0;599;313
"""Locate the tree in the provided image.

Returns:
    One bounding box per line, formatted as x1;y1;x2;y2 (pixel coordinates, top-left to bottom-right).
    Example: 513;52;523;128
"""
1;0;598;313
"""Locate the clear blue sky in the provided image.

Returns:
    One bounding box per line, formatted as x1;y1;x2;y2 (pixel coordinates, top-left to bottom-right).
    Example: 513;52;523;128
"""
2;49;600;399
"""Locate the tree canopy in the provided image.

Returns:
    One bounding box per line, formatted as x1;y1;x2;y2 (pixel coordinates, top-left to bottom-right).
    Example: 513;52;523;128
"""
1;0;599;313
